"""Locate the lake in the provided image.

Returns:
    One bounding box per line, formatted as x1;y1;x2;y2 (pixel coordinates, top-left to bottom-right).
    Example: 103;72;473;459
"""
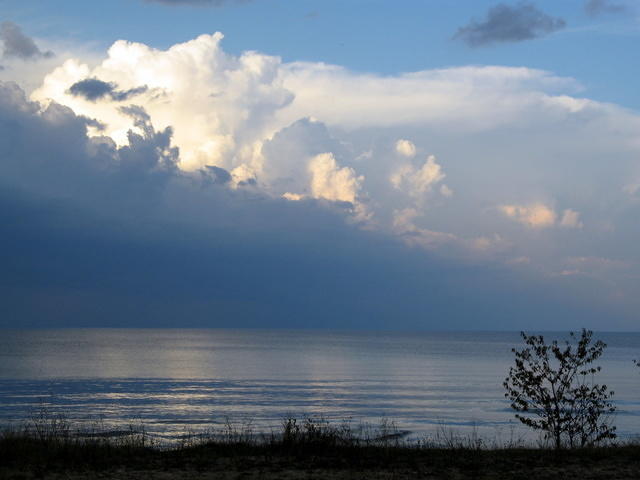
1;329;639;444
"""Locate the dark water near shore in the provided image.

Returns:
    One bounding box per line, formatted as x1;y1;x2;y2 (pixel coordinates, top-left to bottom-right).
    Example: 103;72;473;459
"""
1;329;639;443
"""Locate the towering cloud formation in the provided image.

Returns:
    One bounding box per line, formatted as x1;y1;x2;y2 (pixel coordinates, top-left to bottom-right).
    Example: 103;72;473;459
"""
3;31;639;328
35;33;293;173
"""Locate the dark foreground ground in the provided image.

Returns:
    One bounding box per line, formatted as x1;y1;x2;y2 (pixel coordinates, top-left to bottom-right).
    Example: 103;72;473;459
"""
2;434;640;480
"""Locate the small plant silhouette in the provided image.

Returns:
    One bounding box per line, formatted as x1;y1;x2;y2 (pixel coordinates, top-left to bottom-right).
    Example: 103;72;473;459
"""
504;329;616;449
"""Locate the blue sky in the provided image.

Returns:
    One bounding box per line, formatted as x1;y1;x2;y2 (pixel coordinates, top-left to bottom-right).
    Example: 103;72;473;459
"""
3;0;639;108
1;0;640;330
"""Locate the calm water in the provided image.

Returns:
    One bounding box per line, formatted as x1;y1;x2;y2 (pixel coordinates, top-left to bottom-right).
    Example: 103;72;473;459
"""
1;329;640;443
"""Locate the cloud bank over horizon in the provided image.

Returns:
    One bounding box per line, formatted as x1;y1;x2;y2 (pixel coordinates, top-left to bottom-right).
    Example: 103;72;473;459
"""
2;30;640;330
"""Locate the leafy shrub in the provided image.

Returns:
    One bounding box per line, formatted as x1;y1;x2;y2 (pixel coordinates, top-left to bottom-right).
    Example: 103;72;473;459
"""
504;329;616;449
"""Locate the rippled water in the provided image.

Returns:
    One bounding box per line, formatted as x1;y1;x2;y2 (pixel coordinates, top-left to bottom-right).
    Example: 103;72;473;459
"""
1;329;639;443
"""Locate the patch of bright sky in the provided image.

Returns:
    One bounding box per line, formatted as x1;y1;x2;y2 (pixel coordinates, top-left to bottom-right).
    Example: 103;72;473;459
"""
2;0;639;109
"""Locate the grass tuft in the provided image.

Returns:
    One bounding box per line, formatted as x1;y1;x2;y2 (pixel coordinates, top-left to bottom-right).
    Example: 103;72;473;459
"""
2;410;640;479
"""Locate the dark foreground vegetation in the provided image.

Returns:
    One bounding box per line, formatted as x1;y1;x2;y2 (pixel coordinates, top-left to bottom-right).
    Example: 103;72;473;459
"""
2;416;640;480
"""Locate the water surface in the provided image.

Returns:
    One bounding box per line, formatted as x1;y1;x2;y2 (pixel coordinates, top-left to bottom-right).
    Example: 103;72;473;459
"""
1;329;638;443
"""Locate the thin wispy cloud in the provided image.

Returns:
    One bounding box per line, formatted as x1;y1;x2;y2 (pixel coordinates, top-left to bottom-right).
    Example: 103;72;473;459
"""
454;2;566;47
584;0;629;16
143;0;252;6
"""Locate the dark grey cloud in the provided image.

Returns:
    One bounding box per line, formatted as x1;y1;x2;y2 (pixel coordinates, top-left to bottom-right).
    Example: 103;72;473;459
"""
0;21;54;60
585;0;628;16
68;78;148;102
112;86;149;102
205;165;232;184
68;78;113;101
83;117;106;131
143;0;251;6
0;80;625;330
454;3;566;47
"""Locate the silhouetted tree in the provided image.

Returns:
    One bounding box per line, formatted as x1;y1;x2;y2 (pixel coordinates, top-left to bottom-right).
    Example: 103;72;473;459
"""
504;329;616;449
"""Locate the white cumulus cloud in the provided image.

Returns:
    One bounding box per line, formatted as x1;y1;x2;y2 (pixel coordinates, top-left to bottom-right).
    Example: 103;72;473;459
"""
500;203;557;228
500;203;583;229
308;152;363;205
390;155;448;202
33;33;293;172
395;139;416;158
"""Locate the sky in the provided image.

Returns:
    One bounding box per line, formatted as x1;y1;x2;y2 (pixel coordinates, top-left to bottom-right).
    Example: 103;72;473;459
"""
1;0;639;330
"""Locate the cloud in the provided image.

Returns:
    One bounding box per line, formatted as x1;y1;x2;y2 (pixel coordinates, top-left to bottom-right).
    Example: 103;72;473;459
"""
559;209;583;229
624;182;640;197
308;152;363;205
500;204;583;229
277;64;583;131
282;192;304;201
69;78;113;101
392;208;458;249
17;32;640;328
454;3;566;47
68;78;148;102
143;0;251;6
7;79;617;330
395;139;416;158
34;33;294;171
566;256;630;271
500;203;557;228
392;208;509;255
205;165;232;184
440;185;453;197
0;21;54;60
390;155;448;202
584;0;628;16
32;34;588;178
